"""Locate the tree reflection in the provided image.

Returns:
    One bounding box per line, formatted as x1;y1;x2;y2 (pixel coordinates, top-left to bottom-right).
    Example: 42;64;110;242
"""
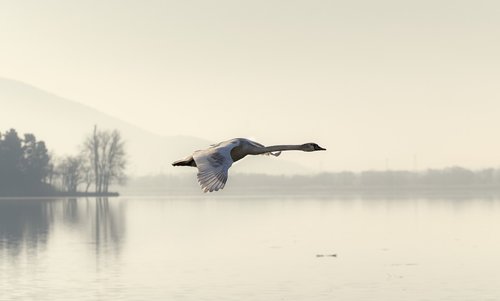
0;199;53;256
91;198;125;255
0;198;125;258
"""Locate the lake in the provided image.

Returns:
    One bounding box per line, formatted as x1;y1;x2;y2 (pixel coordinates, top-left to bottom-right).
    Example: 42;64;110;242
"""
1;195;499;300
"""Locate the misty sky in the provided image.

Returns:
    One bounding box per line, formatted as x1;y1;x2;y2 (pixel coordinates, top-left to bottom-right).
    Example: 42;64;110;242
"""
1;0;499;171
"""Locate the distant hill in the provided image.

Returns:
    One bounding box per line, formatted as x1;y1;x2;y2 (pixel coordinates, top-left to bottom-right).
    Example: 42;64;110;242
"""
0;77;309;175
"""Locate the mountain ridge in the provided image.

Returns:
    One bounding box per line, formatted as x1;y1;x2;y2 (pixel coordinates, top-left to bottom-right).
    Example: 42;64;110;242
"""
1;77;310;175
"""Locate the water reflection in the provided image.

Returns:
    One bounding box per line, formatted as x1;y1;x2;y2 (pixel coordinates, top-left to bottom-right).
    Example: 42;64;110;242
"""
0;198;125;257
91;198;125;255
1;196;500;300
0;199;53;256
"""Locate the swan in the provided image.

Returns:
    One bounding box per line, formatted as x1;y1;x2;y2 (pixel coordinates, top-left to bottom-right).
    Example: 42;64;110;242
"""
172;138;326;192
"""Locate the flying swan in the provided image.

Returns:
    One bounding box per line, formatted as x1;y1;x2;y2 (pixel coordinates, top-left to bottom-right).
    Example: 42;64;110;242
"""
172;138;326;192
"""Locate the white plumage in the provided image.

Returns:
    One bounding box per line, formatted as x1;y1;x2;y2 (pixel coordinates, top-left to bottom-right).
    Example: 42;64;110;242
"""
192;140;235;192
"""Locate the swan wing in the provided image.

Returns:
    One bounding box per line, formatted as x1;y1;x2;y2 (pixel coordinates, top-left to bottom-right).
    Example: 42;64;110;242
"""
193;142;235;192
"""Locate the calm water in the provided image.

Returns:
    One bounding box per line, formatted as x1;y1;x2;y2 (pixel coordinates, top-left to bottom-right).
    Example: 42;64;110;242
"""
1;195;499;301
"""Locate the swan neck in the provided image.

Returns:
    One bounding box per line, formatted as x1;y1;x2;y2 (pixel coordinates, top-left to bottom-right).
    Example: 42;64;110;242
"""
257;145;302;154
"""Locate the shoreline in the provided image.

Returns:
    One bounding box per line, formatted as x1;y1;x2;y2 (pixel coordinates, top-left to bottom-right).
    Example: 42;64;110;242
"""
0;192;120;198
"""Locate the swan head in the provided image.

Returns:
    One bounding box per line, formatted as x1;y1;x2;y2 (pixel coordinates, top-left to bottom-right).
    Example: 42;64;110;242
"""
301;143;326;152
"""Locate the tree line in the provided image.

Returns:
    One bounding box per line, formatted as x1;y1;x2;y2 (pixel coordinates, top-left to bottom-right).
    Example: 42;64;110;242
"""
228;167;500;188
0;126;126;196
125;166;500;195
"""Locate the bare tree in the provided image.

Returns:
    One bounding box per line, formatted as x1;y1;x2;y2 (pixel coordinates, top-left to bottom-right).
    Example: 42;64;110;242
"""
81;159;94;193
82;126;127;194
91;125;100;192
57;156;84;193
102;130;126;193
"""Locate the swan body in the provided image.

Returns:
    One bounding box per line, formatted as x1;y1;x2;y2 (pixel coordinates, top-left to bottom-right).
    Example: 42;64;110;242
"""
172;138;326;193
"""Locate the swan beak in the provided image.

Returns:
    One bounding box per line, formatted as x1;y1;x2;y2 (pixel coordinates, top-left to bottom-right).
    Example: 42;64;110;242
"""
316;146;326;151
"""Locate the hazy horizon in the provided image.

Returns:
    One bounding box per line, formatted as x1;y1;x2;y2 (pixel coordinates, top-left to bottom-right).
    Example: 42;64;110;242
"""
1;0;500;172
2;3;500;299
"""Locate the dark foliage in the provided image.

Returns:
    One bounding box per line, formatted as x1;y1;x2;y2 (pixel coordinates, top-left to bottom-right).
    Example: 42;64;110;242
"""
0;129;53;196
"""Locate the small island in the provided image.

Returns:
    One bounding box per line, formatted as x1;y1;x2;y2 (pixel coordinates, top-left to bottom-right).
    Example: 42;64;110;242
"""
0;126;126;197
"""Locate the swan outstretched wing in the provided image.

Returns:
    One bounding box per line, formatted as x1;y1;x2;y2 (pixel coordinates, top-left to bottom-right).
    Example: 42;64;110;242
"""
193;142;235;192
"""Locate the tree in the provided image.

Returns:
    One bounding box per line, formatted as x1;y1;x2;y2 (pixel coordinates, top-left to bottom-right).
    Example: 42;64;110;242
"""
21;133;50;185
0;129;52;195
57;156;84;193
82;126;127;193
0;129;23;185
80;159;94;193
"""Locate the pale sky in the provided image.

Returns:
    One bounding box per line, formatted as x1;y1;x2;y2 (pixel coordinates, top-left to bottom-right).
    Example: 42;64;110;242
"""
1;0;500;171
